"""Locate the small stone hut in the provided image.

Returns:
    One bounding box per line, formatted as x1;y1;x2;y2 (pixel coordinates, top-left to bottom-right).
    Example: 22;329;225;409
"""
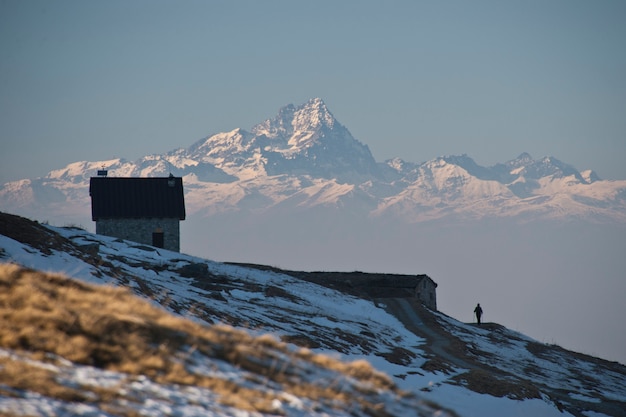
89;174;186;252
287;270;438;310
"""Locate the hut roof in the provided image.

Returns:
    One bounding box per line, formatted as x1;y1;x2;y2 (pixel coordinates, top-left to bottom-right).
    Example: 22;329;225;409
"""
90;176;186;221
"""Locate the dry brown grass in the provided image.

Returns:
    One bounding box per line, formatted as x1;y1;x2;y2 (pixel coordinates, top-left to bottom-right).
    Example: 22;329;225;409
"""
1;264;190;370
0;263;400;415
0;354;90;402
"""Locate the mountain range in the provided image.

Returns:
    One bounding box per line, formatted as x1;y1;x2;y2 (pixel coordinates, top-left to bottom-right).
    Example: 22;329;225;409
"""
2;97;626;226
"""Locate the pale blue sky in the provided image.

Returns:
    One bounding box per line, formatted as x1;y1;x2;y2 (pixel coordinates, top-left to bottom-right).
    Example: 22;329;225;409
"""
1;0;625;184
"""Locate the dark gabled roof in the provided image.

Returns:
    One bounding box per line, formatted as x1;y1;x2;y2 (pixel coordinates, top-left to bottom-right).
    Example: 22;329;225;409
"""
90;176;186;221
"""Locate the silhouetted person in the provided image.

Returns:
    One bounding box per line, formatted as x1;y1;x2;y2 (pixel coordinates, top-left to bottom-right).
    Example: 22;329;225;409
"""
474;303;483;325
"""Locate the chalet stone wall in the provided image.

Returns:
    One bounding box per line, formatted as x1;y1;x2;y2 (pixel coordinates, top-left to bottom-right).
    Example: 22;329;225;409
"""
96;218;180;252
415;278;437;310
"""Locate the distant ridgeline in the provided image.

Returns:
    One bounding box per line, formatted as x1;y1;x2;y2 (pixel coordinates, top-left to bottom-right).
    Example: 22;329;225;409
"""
229;264;437;310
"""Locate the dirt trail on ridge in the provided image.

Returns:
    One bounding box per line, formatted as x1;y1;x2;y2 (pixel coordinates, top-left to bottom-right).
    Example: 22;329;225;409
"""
379;298;477;371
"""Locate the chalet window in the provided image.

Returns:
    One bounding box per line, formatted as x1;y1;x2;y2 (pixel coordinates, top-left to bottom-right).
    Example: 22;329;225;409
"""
152;229;164;248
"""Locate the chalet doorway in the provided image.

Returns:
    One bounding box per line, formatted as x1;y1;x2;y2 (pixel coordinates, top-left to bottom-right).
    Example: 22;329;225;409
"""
152;228;164;248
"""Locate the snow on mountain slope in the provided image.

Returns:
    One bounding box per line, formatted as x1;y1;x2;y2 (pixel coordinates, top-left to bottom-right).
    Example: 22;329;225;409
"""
2;212;625;417
373;157;517;221
373;156;626;222
189;128;269;180
2;98;625;227
0;262;445;417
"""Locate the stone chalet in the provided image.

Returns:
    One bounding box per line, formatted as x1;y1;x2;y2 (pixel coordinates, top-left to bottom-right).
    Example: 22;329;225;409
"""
89;174;186;252
298;271;438;310
231;265;438;310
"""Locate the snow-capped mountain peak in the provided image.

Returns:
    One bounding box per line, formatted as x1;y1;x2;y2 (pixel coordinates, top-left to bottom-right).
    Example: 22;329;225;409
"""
581;169;600;183
252;98;336;142
250;97;340;153
291;97;336;132
512;152;534;165
1;99;625;225
183;99;379;180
